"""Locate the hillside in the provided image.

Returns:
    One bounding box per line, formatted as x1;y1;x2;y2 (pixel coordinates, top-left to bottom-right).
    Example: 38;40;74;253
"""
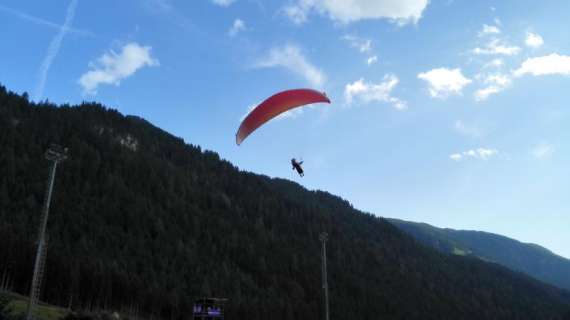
389;219;570;291
1;85;570;320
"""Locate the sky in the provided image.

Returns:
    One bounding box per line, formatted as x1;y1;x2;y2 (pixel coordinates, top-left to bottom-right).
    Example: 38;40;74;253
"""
1;0;569;258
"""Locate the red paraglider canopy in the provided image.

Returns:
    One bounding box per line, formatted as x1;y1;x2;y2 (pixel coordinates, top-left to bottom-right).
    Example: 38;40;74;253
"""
236;89;330;145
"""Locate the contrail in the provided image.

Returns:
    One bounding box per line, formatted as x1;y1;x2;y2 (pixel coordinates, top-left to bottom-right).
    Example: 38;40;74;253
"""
33;0;79;101
0;4;91;37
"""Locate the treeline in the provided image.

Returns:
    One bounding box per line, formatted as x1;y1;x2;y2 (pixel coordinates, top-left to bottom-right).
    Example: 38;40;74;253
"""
389;218;570;291
1;85;570;320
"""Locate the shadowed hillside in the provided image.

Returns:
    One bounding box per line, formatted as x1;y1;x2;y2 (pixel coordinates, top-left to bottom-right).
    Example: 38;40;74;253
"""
389;218;570;291
1;85;570;320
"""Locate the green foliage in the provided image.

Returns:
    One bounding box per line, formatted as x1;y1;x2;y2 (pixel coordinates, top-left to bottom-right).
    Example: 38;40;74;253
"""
390;218;570;291
0;84;570;319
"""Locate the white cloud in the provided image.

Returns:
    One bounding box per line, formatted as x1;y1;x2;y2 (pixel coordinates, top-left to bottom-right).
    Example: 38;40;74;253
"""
255;45;325;88
450;153;463;161
532;143;555;160
211;0;236;7
473;39;521;56
525;32;544;48
514;54;570;77
479;24;500;37
483;58;504;69
454;120;482;139
343;35;379;66
450;148;499;161
474;86;501;101
343;35;372;53
34;0;78;101
283;0;429;25
283;4;310;24
417;68;472;99
79;43;159;95
474;73;512;101
228;19;246;37
485;74;511;87
344;75;407;110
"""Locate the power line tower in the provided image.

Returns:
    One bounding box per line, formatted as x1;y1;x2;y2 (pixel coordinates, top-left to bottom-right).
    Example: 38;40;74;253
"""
26;144;68;320
319;232;330;320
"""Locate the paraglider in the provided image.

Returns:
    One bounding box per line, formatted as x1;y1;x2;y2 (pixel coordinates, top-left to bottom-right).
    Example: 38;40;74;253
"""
236;89;331;145
291;158;304;177
236;88;331;177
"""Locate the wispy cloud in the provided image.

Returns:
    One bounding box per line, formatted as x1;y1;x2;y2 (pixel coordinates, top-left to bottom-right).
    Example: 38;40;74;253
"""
255;45;325;88
34;0;78;101
228;19;246;37
342;35;379;66
473;39;521;56
143;0;201;35
450;148;499;161
79;43;159;95
344;75;407;110
144;0;173;12
454;120;483;139
418;68;472;99
483;58;504;69
532;142;555;160
478;24;501;37
211;0;236;7
343;35;372;53
474;86;501;101
283;0;429;25
474;73;512;101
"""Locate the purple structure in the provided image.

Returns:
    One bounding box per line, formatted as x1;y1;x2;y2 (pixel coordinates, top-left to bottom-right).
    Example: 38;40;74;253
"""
193;298;227;320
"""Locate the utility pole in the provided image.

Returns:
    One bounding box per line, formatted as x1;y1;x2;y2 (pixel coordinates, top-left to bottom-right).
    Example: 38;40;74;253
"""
319;232;330;320
27;144;68;320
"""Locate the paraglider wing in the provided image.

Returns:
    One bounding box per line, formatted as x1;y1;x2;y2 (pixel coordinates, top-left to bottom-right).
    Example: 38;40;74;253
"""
236;89;330;145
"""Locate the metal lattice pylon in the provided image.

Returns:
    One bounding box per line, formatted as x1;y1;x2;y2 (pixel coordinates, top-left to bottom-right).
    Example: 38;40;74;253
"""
26;145;67;320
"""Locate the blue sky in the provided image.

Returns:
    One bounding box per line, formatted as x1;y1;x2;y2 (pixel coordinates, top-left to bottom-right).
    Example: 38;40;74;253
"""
1;0;569;258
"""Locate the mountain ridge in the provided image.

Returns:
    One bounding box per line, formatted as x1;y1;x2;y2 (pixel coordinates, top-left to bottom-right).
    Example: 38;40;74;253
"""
389;218;570;291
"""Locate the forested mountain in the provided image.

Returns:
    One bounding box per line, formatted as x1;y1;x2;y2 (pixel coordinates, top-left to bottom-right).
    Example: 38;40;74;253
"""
389;218;570;291
1;85;570;320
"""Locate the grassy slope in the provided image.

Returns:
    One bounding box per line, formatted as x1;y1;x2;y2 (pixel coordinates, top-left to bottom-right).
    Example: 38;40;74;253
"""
1;291;68;320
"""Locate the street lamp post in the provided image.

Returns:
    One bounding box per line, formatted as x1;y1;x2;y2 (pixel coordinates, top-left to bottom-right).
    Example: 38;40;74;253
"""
319;232;330;320
26;144;68;320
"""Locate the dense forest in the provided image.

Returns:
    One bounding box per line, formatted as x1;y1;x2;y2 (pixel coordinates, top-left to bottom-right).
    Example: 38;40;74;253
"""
389;218;570;291
1;85;570;320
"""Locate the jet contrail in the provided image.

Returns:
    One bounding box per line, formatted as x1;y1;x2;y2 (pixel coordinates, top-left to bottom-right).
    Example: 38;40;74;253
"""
0;4;91;37
34;0;79;101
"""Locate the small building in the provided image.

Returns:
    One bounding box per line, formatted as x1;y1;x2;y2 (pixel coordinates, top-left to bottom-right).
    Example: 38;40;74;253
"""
192;298;227;320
